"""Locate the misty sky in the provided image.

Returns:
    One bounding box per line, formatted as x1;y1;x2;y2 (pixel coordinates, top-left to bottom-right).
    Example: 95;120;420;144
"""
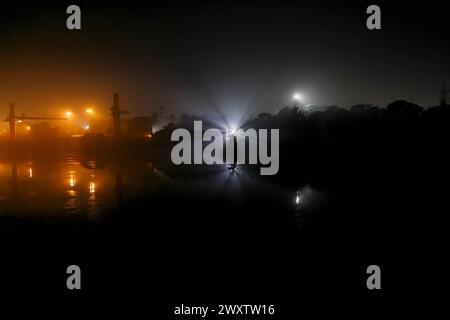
0;0;449;126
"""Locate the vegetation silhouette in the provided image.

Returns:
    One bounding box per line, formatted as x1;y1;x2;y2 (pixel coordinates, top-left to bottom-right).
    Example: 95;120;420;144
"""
149;100;450;187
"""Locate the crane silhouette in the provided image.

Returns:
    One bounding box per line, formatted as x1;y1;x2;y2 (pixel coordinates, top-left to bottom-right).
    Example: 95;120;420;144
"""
5;93;129;139
4;103;67;139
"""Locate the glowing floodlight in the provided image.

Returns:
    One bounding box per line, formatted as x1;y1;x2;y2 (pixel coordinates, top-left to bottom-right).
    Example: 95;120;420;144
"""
225;126;238;138
293;93;302;102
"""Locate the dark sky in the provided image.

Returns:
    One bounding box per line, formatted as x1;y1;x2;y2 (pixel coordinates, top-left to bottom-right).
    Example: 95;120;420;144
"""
0;0;449;126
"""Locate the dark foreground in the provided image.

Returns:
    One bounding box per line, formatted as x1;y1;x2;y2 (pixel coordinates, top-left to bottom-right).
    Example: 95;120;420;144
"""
0;146;449;300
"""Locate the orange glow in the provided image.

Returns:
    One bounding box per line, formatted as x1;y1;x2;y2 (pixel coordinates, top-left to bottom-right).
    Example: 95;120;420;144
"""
145;133;152;138
26;126;31;131
85;108;94;114
69;173;76;188
67;190;76;197
89;175;96;194
29;168;33;178
65;111;73;118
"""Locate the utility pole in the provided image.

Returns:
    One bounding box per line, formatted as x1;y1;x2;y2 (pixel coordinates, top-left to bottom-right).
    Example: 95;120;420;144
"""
110;93;129;138
9;103;15;140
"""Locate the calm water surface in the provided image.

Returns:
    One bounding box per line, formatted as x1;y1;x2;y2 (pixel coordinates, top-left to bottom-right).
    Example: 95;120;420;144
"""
0;154;324;221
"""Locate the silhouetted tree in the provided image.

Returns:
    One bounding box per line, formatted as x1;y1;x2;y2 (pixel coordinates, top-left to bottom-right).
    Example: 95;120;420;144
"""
257;113;272;121
350;104;381;116
385;100;423;121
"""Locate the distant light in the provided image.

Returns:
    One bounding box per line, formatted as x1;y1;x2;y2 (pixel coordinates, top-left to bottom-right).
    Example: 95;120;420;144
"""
66;111;73;117
17;120;23;123
83;125;90;130
228;127;237;136
26;126;31;131
29;168;33;179
145;133;152;138
293;93;302;102
85;108;94;114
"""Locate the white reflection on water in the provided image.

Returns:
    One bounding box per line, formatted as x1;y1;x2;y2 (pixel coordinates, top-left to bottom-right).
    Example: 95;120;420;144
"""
293;185;328;225
295;192;301;205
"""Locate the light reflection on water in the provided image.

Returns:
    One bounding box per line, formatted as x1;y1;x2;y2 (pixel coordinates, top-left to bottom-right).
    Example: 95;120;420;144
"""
0;156;118;218
0;155;326;223
293;185;329;225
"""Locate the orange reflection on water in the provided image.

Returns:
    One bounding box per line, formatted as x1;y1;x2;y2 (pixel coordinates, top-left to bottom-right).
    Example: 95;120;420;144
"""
67;190;76;197
89;175;96;194
0;159;117;218
69;172;76;189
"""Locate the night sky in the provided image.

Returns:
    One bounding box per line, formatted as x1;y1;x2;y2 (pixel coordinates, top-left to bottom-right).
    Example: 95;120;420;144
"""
0;0;449;126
